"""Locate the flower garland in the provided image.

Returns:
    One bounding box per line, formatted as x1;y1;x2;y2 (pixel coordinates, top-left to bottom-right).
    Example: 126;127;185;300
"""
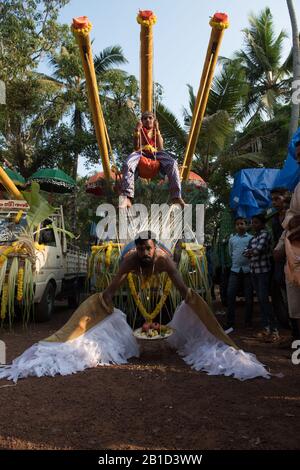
91;242;122;271
136;10;157;27
1;283;8;320
71;16;93;37
209;12;229;30
128;272;172;322
181;243;205;268
17;267;24;302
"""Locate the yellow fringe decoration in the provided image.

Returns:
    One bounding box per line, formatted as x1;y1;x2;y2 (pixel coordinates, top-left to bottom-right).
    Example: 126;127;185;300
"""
1;284;8;320
209;19;229;30
17;267;24;301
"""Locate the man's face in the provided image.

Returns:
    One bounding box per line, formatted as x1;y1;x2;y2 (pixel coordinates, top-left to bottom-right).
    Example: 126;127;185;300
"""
271;193;285;210
136;240;156;267
296;145;300;164
235;219;247;234
142;114;154;130
251;218;263;232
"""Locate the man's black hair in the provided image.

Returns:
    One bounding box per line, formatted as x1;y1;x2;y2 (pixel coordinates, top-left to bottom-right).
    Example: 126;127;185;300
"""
234;216;247;223
134;230;157;245
270;187;288;196
252;213;266;224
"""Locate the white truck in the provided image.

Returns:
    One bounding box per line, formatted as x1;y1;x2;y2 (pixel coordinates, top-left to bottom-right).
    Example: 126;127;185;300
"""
0;202;88;322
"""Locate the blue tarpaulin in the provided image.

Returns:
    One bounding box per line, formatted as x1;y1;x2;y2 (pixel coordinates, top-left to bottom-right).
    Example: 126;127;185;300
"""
273;127;300;190
230;127;300;218
230;168;280;218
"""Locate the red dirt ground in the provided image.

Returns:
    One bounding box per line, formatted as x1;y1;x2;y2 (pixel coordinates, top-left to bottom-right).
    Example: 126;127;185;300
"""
0;301;300;450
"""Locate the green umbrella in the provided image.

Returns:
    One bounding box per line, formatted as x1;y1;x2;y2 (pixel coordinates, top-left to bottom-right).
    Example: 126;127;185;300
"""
28;168;76;194
1;167;26;187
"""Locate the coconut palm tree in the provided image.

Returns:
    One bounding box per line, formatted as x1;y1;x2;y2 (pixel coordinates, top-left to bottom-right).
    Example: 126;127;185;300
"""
49;35;128;180
157;58;262;183
228;7;292;122
48;35;128;230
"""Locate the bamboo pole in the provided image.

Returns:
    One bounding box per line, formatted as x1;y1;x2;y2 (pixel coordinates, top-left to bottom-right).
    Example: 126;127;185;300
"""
0;167;23;199
72;17;111;180
181;13;229;181
137;10;157;113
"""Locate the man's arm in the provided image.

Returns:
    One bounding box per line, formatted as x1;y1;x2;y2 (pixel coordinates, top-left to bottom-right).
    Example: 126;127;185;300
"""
273;230;286;261
133;121;142;151
103;258;132;305
228;236;233;258
249;231;270;256
154;119;164;151
163;257;189;299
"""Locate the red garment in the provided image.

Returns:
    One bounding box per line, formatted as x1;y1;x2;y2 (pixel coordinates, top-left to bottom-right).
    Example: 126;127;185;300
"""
142;127;156;148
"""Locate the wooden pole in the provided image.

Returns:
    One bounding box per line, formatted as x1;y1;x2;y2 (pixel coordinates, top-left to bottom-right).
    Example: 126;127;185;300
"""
0;167;23;199
72;17;111;180
137;11;157;113
181;13;229;181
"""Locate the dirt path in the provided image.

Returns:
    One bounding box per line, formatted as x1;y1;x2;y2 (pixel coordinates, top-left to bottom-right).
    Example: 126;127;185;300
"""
0;302;299;450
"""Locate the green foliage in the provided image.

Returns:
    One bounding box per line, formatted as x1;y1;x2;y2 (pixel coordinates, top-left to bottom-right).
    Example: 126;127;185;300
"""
0;0;70;81
21;182;55;230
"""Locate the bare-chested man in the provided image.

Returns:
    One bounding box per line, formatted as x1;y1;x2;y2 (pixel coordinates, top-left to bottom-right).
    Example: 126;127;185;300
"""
103;231;188;305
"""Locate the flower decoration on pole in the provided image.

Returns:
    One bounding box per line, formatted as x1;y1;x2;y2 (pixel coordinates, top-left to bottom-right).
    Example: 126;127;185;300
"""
136;10;157;27
209;12;229;30
71;16;92;36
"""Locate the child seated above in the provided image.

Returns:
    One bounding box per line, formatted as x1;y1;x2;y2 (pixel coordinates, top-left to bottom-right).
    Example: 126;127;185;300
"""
119;111;185;209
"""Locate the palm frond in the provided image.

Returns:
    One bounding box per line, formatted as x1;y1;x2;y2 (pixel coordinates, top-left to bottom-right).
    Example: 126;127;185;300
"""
156;102;187;156
94;46;128;75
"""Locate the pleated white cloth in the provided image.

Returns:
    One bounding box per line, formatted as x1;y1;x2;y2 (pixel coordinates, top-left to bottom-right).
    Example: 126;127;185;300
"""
167;302;271;381
0;302;271;382
0;309;139;383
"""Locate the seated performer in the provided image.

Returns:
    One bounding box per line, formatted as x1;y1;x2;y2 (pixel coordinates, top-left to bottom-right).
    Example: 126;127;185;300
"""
119;111;185;209
103;231;187;306
0;232;271;382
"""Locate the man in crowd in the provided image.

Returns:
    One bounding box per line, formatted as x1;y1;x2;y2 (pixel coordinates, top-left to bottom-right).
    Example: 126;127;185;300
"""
270;187;290;327
274;140;300;346
244;214;280;342
226;217;253;329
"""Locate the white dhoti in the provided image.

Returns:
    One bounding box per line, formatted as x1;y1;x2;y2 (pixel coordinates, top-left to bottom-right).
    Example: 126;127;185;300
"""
0;293;270;382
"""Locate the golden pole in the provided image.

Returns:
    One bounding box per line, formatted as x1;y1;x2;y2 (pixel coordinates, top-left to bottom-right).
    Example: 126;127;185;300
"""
0;167;23;199
181;13;229;181
72;17;111;180
137;10;157;113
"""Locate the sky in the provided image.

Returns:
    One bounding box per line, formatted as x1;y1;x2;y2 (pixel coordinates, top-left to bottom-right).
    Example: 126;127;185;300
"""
52;0;300;175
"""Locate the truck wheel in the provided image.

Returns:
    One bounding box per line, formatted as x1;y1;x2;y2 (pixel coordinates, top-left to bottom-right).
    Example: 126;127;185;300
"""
35;282;56;322
68;282;81;309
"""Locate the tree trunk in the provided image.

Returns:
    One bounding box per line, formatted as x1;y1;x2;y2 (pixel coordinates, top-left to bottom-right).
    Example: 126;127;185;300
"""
287;0;300;139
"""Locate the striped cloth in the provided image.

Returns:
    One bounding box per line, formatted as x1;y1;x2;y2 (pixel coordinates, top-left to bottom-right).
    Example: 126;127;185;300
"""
121;151;182;199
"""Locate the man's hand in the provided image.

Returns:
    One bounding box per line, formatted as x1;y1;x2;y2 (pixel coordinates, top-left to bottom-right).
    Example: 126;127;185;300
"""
136;121;143;132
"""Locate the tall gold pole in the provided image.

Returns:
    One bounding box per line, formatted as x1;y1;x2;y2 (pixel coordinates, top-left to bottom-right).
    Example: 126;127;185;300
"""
137;10;157;113
181;13;229;181
72;17;111;180
0;167;23;199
